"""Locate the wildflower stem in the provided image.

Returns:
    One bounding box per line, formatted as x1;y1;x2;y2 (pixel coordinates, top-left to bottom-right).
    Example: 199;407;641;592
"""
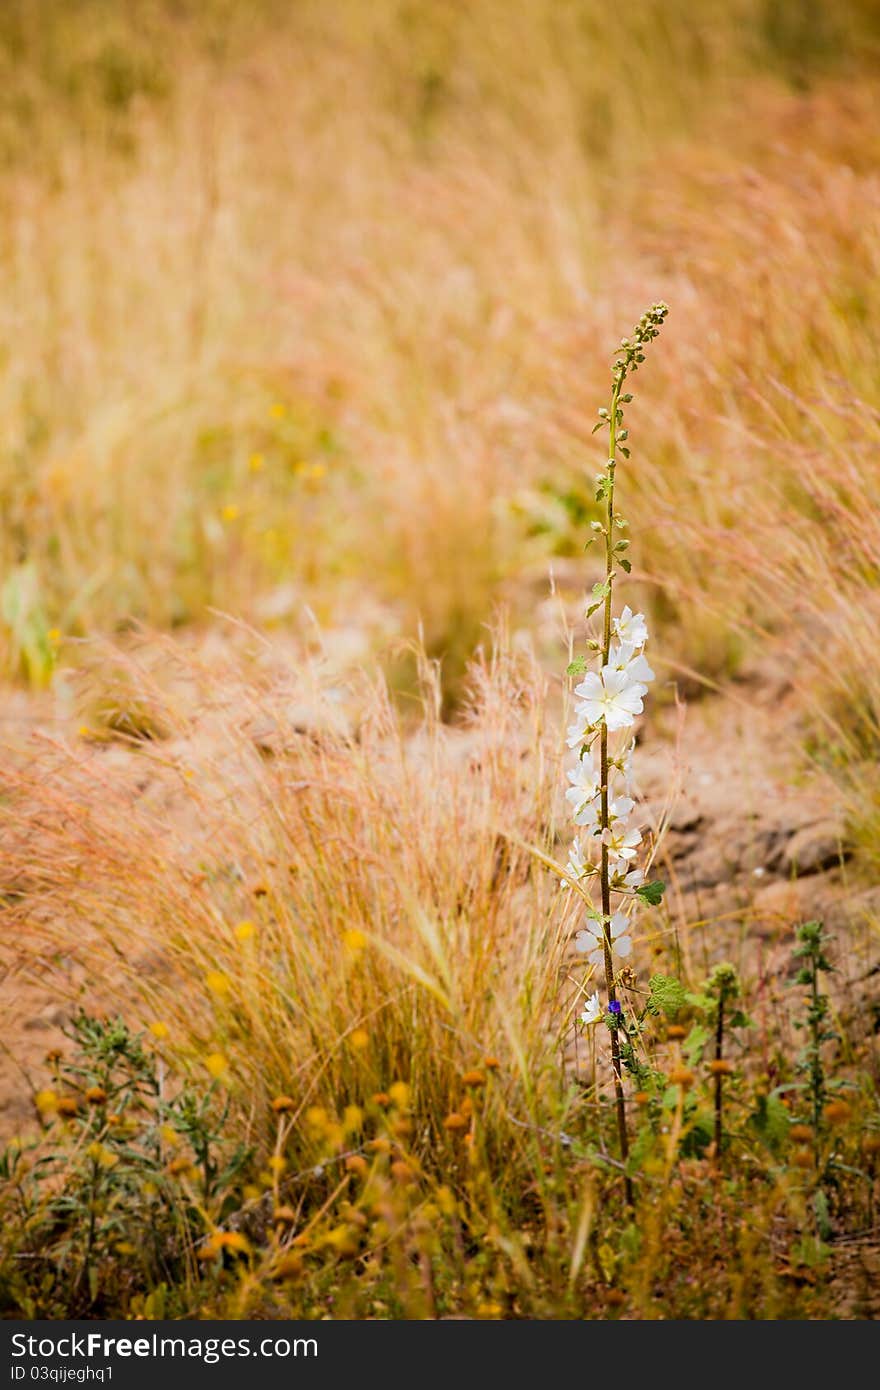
713;992;725;1157
601;379;633;1206
809;947;823;1157
793;922;832;1168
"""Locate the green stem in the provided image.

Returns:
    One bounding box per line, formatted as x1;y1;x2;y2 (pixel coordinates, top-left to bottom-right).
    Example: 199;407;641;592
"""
601;380;632;1206
810;959;823;1165
714;993;725;1158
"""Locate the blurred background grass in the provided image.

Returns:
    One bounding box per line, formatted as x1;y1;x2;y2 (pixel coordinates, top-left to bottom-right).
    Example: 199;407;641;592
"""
2;0;880;729
3;5;880;1318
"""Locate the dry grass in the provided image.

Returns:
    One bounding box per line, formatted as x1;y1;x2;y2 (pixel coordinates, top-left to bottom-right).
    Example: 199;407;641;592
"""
2;1;880;1320
2;632;878;1318
4;633;567;1140
1;2;879;718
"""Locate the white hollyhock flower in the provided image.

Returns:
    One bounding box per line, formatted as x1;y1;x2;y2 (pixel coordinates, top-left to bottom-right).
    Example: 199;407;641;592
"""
574;792;635;833
611;740;636;792
579;991;601;1027
603;823;642;860
607;641;654;687
610;860;645;890
565;761;601;819
574;912;634;967
566;706;593;749
613;606;649;649
609;795;635;824
573;798;601;830
574;667;645;732
561;837;590;886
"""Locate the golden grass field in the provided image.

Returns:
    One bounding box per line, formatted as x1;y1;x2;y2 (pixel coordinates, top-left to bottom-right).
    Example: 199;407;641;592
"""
1;1;880;1319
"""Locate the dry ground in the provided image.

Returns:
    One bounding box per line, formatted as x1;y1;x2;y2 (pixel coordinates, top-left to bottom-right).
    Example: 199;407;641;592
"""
3;630;877;1142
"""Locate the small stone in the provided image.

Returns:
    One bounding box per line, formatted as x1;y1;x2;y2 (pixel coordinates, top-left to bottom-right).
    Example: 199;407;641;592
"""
23;1007;66;1032
753;879;808;933
668;810;704;834
783;820;850;877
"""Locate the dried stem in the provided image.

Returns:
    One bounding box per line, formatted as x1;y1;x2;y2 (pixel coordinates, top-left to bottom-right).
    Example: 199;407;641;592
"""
600;378;633;1206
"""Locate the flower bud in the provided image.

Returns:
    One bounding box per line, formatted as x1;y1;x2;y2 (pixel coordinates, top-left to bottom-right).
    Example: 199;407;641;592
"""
668;1067;694;1089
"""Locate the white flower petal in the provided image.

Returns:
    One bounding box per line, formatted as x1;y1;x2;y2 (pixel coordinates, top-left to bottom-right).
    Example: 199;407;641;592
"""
579;991;602;1026
613;606;649;648
574;929;598;955
609;911;630;939
573;673;603;701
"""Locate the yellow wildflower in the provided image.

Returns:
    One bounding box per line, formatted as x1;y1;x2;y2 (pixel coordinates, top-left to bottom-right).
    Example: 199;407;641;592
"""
343;1104;363;1134
388;1082;410;1110
34;1089;59;1115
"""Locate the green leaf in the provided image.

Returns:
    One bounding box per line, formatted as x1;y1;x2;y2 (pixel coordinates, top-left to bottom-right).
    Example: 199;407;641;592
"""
635;880;665;905
684;991;712;1011
646;973;688;1020
683;1023;710;1067
585;578;611;619
618;557;632;573
566;657;588;677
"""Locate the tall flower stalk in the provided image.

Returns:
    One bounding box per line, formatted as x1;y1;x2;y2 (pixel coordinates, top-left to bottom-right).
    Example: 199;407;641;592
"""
564;303;669;1204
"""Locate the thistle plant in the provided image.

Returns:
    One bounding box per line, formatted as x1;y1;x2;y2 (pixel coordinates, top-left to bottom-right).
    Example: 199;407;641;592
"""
705;962;745;1158
792;920;835;1163
563;303;669;1201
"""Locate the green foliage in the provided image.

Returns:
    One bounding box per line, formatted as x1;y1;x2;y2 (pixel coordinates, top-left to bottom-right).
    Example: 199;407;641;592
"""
683;1023;711;1068
585;578;611;619
0;1013;250;1318
1;564;55;687
749;1090;791;1153
635;879;666;906
646;973;688;1019
791;920;836;1141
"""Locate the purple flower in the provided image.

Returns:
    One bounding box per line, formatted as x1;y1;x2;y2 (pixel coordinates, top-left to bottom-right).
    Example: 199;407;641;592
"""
608;1000;622;1016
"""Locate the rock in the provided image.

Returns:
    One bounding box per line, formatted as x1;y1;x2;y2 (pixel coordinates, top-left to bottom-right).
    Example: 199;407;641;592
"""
752;824;790;873
783;820;850;877
752;878;809;934
752;870;847;937
23;1006;67;1032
